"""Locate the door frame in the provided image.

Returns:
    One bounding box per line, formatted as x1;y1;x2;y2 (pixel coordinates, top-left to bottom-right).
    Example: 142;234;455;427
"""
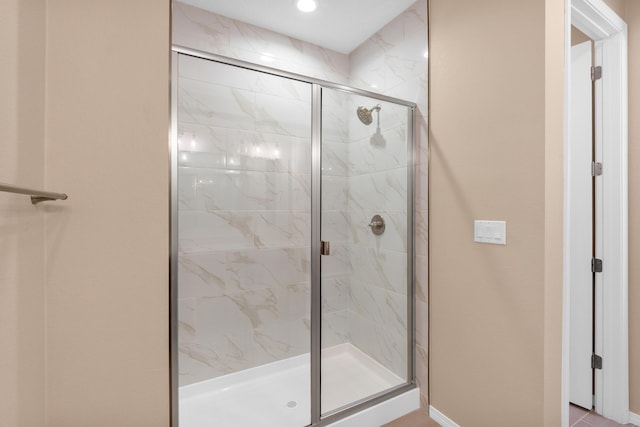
562;0;628;424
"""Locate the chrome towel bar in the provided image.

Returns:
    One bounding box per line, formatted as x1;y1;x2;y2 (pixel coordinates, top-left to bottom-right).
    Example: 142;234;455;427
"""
0;182;68;204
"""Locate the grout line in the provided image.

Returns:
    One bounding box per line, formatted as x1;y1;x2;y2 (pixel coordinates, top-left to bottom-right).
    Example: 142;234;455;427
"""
570;407;591;427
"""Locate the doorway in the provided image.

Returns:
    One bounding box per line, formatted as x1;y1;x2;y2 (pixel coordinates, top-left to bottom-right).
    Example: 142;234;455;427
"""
564;0;629;424
568;36;597;412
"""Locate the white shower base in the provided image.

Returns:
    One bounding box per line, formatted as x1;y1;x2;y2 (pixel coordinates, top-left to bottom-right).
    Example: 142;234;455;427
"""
180;343;419;427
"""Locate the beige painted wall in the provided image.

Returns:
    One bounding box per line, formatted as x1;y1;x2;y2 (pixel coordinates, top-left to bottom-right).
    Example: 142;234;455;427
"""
627;0;640;415
429;0;563;425
605;0;627;21
544;0;565;423
44;1;171;425
571;26;591;45
0;0;47;425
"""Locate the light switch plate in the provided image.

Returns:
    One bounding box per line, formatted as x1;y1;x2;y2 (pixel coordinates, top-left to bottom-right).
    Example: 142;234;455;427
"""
474;220;506;245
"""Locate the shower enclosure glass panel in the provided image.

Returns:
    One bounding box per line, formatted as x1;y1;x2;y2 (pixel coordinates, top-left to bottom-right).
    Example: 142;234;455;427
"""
320;88;410;416
173;51;415;427
176;54;312;427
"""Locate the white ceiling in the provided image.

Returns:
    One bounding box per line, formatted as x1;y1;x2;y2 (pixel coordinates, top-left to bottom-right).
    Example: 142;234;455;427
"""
179;0;417;54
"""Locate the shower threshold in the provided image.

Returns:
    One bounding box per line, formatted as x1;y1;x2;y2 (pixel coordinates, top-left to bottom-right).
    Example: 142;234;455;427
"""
179;343;418;427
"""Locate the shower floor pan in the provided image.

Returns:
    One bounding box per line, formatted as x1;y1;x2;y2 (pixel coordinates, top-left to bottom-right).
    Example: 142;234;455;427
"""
179;343;419;427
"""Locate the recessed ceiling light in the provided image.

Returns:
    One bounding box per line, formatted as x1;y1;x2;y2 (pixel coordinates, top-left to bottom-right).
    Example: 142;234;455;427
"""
297;0;317;13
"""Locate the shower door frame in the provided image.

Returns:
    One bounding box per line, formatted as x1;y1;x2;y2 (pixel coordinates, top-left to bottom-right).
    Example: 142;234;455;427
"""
170;46;417;427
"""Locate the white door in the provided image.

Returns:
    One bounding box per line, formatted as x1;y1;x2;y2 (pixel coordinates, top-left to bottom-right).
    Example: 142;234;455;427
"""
569;40;594;410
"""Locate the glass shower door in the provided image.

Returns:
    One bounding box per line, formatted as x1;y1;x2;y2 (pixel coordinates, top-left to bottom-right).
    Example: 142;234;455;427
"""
320;88;412;416
175;53;312;427
174;52;415;426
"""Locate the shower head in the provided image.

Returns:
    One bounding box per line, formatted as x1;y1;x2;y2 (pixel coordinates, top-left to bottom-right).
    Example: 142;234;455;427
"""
356;104;381;125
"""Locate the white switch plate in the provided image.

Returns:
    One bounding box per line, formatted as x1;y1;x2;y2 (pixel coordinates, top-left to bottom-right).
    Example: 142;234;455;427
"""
474;220;506;245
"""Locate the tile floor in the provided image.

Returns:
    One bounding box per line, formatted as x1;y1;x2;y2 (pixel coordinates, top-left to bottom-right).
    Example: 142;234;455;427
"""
384;405;639;427
383;409;441;427
570;405;638;427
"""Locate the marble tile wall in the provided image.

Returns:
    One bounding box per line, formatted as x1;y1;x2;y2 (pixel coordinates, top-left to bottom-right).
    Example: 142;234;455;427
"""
173;2;350;86
173;1;428;407
177;55;313;386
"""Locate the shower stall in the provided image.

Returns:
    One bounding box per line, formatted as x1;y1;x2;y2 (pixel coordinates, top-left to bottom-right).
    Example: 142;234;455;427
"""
171;47;417;427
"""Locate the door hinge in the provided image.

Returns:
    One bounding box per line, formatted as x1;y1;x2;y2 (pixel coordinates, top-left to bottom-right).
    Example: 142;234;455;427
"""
591;66;602;81
592;162;603;176
592;354;603;370
591;258;603;273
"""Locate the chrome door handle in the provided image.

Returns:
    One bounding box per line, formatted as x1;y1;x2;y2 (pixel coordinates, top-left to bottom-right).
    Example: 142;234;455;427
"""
320;241;330;256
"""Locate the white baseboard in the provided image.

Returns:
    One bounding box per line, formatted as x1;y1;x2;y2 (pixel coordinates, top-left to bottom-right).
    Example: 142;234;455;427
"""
428;407;640;426
428;406;640;427
429;406;460;427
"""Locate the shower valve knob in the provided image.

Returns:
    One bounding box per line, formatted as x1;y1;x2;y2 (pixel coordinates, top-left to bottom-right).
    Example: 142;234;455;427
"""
368;215;385;235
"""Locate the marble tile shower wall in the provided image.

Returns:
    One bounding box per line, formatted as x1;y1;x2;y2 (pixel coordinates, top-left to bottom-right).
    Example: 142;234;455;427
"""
173;2;350;85
348;0;429;406
177;55;314;386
